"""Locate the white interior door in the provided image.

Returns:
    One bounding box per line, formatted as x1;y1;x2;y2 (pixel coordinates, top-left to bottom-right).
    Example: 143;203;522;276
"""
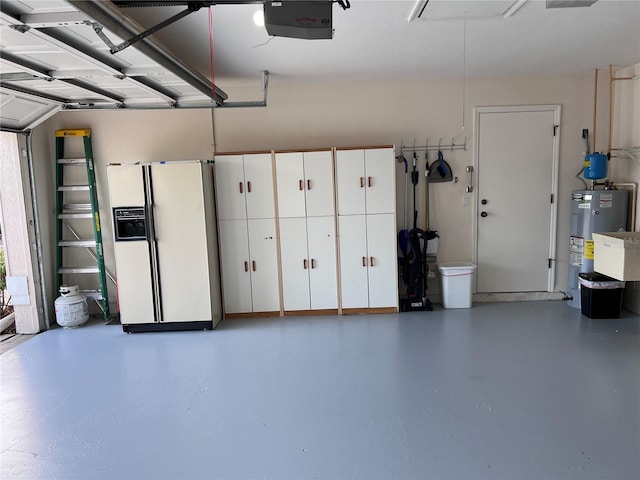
218;219;253;314
338;215;369;308
279;217;311;311
243;154;275;219
303;151;335;217
475;106;559;293
307;216;338;310
275;152;306;218
364;148;396;215
336;149;366;215
366;214;398;308
247;218;280;312
214;155;247;221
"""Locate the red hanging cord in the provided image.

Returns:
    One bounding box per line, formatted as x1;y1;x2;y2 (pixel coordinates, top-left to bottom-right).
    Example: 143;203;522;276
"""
208;6;216;93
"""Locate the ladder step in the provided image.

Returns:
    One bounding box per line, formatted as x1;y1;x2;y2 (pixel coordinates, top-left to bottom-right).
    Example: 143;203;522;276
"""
58;212;93;219
80;290;103;301
59;267;100;274
56;128;91;137
62;203;92;211
58;185;90;191
59;240;96;247
58;158;87;165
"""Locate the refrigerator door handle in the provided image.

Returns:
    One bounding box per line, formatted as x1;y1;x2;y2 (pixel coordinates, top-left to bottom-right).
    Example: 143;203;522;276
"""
143;165;163;323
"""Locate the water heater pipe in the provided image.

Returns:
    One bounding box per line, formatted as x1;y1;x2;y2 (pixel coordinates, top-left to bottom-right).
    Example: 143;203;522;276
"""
613;182;638;232
593;68;598;152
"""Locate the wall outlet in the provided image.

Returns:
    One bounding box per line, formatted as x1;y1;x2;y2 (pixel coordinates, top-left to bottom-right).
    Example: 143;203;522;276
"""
461;195;469;207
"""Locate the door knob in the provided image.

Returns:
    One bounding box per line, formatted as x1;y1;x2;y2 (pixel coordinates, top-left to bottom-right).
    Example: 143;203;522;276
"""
481;199;488;205
481;211;488;217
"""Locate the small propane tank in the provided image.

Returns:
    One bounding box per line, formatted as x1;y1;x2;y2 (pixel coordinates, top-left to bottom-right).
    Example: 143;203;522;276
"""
55;285;89;329
584;152;608;180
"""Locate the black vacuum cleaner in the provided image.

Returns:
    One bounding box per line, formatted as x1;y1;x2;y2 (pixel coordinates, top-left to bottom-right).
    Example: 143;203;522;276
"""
401;152;434;312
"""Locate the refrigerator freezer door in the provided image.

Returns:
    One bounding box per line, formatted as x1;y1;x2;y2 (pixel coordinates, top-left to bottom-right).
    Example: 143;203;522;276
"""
107;165;155;324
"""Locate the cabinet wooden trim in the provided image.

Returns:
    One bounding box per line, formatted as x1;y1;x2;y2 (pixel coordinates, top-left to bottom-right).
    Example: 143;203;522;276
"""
335;145;394;151
342;307;398;315
283;309;339;317
225;311;281;319
275;148;332;153
215;150;271;155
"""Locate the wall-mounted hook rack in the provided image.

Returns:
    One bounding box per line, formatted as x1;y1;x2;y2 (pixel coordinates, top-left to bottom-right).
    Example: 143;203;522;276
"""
398;137;467;154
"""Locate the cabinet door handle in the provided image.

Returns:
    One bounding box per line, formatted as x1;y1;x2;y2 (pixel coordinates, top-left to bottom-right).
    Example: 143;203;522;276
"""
370;256;374;267
303;259;308;269
252;260;256;271
359;176;364;188
239;182;243;194
299;179;303;191
307;179;311;190
368;176;372;187
247;181;252;193
362;256;366;267
244;261;248;272
311;258;316;269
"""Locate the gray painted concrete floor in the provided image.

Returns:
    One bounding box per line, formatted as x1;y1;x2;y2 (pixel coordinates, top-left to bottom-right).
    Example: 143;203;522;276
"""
1;301;639;480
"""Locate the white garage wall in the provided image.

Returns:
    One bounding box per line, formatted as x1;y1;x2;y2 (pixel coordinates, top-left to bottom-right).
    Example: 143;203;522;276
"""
38;71;637;312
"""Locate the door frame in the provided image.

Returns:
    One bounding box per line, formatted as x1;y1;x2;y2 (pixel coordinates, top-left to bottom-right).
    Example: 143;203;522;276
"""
472;105;561;293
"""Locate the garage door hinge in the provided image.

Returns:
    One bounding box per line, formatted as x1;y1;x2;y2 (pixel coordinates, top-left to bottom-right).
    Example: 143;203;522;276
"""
553;125;559;136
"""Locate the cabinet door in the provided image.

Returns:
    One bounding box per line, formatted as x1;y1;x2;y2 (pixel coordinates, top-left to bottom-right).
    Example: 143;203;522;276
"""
336;149;366;216
218;220;253;314
338;215;369;309
307;216;338;310
364;148;396;215
366;214;398;308
214;155;247;221
279;217;311;311
247;218;280;312
303;151;335;217
244;154;276;219
275;152;306;218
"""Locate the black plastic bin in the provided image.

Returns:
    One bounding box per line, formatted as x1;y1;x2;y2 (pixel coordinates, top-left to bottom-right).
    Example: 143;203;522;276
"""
578;272;625;319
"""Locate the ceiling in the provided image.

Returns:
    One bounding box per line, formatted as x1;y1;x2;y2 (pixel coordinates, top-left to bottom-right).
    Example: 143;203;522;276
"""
1;0;639;130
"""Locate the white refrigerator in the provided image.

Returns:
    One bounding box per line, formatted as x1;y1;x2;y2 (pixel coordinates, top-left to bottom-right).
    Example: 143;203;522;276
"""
107;161;222;332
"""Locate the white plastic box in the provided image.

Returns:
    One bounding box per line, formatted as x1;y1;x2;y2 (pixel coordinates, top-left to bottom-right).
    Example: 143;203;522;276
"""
437;262;476;308
592;232;640;281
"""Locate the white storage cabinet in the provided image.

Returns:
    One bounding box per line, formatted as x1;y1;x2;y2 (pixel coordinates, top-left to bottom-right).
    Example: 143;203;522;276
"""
336;147;398;311
215;154;280;315
276;150;338;312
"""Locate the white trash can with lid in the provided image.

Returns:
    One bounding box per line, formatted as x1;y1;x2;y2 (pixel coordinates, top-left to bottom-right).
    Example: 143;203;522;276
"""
437;262;476;308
